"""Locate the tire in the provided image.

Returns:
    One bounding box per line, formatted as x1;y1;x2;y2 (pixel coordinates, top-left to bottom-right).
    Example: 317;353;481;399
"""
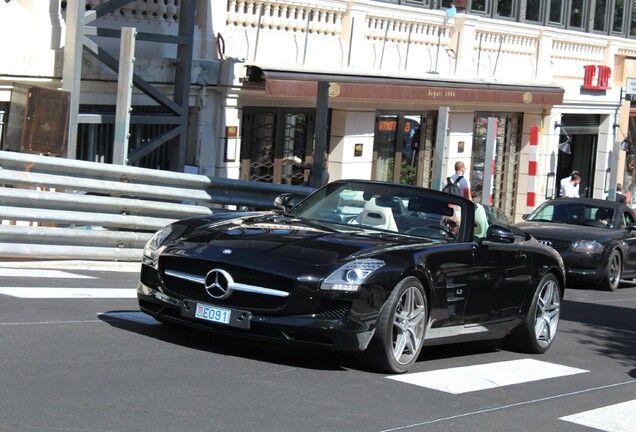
506;273;561;354
365;277;427;373
600;249;621;292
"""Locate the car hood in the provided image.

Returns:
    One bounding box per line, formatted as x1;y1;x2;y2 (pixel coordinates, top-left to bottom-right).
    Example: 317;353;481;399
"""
161;212;431;267
515;221;614;241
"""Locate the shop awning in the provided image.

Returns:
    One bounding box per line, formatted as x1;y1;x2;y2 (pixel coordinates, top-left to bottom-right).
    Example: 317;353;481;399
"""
250;67;564;106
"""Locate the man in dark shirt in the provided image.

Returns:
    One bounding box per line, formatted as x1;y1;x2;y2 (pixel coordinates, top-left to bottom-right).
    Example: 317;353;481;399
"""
616;183;627;204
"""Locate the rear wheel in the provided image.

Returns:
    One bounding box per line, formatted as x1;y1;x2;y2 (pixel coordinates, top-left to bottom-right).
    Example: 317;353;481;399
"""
506;273;561;353
600;249;621;291
366;277;427;373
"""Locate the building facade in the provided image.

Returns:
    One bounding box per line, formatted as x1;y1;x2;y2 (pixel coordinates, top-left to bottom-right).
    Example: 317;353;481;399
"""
2;0;636;222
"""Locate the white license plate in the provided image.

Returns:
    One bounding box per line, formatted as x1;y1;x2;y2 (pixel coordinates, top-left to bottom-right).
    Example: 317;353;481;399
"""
194;303;231;324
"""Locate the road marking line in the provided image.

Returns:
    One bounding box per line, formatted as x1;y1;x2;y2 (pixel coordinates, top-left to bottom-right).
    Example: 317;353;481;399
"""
387;358;588;394
0;268;95;279
560;399;636;432
0;260;140;272
378;380;636;432
0;319;100;326
0;287;137;298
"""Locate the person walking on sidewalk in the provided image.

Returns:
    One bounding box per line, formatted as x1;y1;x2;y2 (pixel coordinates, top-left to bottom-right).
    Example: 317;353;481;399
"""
441;161;472;200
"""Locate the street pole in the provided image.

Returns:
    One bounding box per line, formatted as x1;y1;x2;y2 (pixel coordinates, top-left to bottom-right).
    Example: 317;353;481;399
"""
608;87;625;201
432;107;450;191
113;27;136;165
312;81;329;188
482;117;498;206
62;0;85;159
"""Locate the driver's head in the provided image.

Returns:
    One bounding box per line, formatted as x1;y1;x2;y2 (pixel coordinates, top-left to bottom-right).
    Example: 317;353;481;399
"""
443;205;461;236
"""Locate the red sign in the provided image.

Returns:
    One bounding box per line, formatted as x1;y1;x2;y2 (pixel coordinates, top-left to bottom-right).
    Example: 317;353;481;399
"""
582;65;611;90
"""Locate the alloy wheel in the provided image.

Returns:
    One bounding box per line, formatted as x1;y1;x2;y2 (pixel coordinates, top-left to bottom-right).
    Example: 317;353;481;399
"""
534;278;560;347
608;252;621;289
392;285;426;365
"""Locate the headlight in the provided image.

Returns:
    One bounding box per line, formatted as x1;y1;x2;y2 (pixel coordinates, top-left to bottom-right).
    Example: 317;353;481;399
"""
573;240;604;254
143;225;174;263
321;259;385;292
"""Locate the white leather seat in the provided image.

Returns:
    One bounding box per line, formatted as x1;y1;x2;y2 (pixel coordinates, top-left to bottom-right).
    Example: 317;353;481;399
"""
474;203;488;239
359;197;398;231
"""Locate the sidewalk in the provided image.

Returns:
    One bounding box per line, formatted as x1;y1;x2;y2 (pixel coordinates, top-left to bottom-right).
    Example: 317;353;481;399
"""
0;260;141;272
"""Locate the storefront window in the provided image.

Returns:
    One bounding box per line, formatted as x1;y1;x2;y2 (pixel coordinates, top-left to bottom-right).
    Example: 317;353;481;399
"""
623;116;636;206
241;108;315;185
374;115;399;183
373;112;436;186
401;115;423;185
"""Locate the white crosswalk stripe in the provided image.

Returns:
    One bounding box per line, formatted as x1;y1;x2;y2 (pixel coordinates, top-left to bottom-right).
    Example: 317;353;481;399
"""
387;359;588;394
0;268;95;279
560;399;636;432
0;267;135;298
0;287;137;298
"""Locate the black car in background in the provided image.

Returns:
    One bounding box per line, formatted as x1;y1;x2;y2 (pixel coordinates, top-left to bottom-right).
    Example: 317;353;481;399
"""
138;180;565;373
514;198;636;291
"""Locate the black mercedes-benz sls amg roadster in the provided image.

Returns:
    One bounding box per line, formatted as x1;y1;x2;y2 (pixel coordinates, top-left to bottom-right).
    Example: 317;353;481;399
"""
138;180;565;373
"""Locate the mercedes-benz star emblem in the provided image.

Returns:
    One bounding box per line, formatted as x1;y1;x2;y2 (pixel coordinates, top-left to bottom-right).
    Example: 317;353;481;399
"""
204;268;234;299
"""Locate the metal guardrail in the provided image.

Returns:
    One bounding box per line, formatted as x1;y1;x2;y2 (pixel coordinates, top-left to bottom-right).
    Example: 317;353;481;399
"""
0;151;313;261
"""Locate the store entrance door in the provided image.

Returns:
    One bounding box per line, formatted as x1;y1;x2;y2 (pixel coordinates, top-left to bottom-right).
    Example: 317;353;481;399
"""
240;107;315;185
556;134;597;198
372;112;437;187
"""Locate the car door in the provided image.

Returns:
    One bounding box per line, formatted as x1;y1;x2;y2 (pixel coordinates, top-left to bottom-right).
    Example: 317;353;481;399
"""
463;236;534;325
620;211;636;275
421;243;476;330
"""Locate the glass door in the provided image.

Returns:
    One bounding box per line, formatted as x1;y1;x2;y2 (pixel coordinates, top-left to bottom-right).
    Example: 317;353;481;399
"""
372;112;435;186
241;108;315;185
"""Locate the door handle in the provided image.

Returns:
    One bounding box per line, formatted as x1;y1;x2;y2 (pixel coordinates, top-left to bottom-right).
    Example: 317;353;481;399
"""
516;252;527;262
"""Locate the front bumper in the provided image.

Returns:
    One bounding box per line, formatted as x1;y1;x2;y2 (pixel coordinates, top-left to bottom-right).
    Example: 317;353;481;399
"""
561;252;605;284
137;282;375;352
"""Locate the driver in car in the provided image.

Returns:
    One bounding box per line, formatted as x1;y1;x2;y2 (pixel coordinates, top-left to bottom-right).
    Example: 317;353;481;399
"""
442;205;461;237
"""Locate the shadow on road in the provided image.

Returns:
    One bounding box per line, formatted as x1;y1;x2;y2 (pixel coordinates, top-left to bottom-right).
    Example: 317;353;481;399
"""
97;309;507;374
97;309;363;372
561;298;636;370
97;293;635;375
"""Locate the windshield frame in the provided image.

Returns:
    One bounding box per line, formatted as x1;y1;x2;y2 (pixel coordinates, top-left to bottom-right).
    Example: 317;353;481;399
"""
288;180;475;241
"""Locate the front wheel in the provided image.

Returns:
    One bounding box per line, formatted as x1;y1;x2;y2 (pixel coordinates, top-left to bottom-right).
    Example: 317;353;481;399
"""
600;249;621;291
365;277;427;373
505;273;561;354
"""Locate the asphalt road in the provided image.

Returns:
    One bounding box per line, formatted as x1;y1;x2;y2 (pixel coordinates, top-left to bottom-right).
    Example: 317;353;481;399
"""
0;261;634;432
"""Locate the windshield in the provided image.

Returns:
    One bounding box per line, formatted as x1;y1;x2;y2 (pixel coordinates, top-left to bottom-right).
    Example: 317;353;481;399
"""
527;201;615;229
288;181;471;241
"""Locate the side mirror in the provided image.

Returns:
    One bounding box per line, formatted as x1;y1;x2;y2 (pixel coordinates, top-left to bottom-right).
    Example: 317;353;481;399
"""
626;222;636;231
274;193;295;212
521;213;529;220
485;224;516;243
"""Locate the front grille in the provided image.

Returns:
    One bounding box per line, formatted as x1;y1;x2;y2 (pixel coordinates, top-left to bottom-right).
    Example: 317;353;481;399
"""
537;238;572;253
141;265;161;288
315;300;351;319
159;256;292;311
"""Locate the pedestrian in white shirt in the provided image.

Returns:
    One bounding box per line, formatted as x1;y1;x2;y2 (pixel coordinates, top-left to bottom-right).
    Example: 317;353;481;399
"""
562;172;581;198
560;170;580;198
